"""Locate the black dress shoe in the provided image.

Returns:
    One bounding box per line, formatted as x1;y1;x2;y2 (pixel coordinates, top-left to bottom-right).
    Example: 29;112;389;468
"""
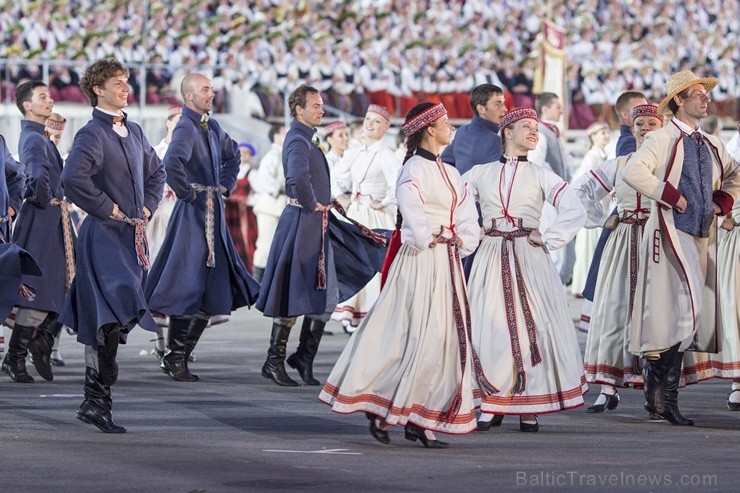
477;414;504;431
404;422;449;448
366;413;390;444
586;392;620;413
728;390;740;411
519;418;539;432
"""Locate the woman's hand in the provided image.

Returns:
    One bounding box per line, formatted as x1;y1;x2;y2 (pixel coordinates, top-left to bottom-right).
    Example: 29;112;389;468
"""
527;230;544;247
428;238;438;249
674;195;688;213
720;218;735;231
603;215;619;230
370;199;384;210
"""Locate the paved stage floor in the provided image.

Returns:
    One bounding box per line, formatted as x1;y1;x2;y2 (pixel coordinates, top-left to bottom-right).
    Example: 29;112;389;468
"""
1;297;737;492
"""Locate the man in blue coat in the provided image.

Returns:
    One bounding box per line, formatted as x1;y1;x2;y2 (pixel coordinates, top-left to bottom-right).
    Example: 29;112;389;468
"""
61;59;165;433
441;84;506;175
1;81;75;384
145;73;259;382
257;85;339;387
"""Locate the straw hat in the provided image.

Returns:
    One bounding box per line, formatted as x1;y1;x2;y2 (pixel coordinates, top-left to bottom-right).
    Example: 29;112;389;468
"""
657;70;718;115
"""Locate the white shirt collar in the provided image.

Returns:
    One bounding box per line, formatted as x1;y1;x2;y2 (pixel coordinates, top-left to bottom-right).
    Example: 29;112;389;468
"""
672;117;702;136
95;106;124;117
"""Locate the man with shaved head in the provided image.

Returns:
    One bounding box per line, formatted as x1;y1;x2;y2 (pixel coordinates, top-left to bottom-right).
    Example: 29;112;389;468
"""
145;73;259;382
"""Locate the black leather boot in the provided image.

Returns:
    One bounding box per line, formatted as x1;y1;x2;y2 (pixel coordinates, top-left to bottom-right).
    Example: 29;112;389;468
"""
184;316;209;381
262;319;299;386
162;316;197;382
28;314;61;381
76;366;126;433
661;348;694;426
286;318;326;386
98;324;121;386
1;324;35;383
643;346;677;417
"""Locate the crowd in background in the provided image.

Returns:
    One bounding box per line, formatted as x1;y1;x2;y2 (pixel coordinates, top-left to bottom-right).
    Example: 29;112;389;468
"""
0;0;737;127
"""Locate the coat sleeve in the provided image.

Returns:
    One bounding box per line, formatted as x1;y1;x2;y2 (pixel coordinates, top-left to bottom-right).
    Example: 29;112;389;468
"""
397;162;433;251
61;129;115;220
285;137;318;211
622;132;681;208
163;123;197;202
2;136;25;214
22;135;54;209
540;169;586;249
218;128;240;196
571;157;617;228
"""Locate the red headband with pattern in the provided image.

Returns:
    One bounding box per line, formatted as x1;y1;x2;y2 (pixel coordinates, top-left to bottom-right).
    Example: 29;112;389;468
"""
631;104;660;122
401;103;447;136
367;104;392;121
323;120;347;135
499;107;538;131
45;116;67;131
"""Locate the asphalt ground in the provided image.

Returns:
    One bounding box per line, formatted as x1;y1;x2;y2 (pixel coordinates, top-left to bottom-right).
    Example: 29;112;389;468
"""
0;296;737;492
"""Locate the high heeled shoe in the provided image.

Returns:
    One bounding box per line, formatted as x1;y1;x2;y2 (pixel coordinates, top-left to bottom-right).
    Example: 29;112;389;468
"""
366;413;390;444
586;391;620;413
519;417;539;432
477;413;504;431
404;422;449;448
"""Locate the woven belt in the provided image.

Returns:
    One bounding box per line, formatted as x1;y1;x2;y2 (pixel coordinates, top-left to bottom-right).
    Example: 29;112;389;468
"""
111;210;150;271
435;228;498;421
191;183;227;268
50;198;76;290
484;224;541;394
288;197;386;290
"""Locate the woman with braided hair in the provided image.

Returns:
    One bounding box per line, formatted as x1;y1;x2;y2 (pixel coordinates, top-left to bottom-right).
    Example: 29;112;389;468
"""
320;102;485;448
464;108;587;432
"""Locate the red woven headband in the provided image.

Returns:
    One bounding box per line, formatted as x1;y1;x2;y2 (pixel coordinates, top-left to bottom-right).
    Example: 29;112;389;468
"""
401;103;446;136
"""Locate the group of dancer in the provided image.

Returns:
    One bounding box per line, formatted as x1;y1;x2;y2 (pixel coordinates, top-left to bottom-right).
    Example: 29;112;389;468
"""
1;58;738;447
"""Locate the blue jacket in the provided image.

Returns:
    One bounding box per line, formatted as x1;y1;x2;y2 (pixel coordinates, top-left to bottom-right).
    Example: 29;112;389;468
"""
60;109;165;346
12;120;75;314
145;107;259;316
441;116;502;175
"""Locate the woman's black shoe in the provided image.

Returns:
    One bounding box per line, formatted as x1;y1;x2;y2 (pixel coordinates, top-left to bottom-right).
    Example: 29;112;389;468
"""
586;392;620;413
367;413;390;444
477;414;504;431
519;418;539;432
404;422;449;448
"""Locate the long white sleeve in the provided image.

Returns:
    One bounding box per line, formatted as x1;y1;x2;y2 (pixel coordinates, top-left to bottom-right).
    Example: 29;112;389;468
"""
378;147;402;207
453;171;481;257
571;157;618;228
540;170;586;249
397;163;433;251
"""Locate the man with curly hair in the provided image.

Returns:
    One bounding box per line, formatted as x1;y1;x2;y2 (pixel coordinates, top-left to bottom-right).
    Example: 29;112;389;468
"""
61;59;165;433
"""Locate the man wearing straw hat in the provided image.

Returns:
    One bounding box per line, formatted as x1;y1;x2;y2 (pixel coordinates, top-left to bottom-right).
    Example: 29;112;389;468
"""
623;70;740;426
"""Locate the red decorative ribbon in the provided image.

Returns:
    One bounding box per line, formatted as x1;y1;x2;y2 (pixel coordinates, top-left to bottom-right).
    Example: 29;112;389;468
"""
436;228;499;422
485;221;541;395
111;212;151;271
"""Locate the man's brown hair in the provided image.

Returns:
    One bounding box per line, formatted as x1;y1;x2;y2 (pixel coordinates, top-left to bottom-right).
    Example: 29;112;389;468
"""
79;58;129;107
288;84;319;118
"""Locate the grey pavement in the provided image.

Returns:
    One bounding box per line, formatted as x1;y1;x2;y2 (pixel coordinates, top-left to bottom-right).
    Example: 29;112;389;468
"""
0;297;737;492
